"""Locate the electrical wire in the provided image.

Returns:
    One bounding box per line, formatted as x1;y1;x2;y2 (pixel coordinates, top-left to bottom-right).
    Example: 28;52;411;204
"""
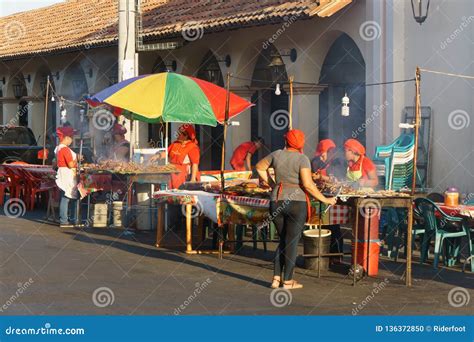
419;68;474;80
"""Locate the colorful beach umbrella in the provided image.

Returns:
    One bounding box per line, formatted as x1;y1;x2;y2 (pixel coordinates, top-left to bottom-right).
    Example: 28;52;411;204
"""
87;73;253;126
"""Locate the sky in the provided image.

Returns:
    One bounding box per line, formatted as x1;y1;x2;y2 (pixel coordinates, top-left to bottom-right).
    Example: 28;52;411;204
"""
0;0;64;17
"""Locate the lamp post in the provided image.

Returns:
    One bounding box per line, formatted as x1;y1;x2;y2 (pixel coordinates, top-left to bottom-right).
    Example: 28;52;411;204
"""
411;0;430;25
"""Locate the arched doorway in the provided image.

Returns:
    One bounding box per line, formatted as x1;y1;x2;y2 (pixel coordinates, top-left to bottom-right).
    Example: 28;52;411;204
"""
250;44;289;161
318;34;366;148
196;51;224;171
148;56;170;148
61;63;89;132
11;74;29;127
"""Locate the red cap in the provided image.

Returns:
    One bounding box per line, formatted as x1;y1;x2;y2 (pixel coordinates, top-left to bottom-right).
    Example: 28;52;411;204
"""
56;126;75;140
315;139;336;156
344;138;365;155
285;129;305;152
178;124;197;142
112;123;127;135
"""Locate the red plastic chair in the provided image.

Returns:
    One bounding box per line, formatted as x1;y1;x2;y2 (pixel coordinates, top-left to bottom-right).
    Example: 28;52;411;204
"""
0;167;9;206
20;167;56;210
3;165;27;200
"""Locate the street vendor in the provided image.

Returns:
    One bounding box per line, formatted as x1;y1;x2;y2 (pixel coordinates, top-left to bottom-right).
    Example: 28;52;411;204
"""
167;124;200;189
54;126;79;228
311;138;345;181
343;138;378;188
111;123;130;161
230;137;265;171
256;129;336;290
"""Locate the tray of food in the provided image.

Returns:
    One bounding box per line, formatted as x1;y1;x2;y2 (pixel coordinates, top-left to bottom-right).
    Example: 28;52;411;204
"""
223;181;271;198
82;160;180;175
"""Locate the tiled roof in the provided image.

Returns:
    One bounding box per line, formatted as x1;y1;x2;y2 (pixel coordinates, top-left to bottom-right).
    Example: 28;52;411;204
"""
0;0;352;60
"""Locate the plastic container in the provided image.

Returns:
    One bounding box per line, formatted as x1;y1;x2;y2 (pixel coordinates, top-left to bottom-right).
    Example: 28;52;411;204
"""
92;203;108;228
444;187;459;207
303;229;331;271
112;201;124;228
352;207;380;276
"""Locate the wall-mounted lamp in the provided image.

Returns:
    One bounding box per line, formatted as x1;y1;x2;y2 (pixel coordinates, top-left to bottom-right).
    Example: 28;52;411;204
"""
274;83;281;96
13;83;26;99
411;0;430;25
217;54;231;68
280;48;297;63
165;60;177;72
24;74;31;83
1;77;5;85
341;93;350;116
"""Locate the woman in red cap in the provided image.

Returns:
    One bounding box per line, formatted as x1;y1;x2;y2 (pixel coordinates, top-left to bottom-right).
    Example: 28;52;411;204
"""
111;123;130;161
54;126;78;228
167;124;200;189
311;139;345;181
256;129;336;290
343;138;378;188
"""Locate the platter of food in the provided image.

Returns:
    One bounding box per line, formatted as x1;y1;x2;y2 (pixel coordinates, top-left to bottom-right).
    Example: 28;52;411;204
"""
82;160;180;175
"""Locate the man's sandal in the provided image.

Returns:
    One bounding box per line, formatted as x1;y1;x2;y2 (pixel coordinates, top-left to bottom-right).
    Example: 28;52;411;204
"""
283;280;303;290
270;277;281;289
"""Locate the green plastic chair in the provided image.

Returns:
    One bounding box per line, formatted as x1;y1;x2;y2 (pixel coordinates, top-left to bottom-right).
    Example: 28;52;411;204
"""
414;198;471;268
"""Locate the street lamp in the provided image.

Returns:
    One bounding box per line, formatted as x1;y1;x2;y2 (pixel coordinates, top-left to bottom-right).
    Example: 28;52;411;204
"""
411;0;430;25
13;83;26;99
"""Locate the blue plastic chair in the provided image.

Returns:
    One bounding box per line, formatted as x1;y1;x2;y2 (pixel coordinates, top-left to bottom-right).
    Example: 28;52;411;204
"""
414;198;471;268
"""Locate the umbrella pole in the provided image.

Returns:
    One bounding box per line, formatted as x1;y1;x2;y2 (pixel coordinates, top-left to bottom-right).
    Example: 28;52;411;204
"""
220;72;231;192
165;122;168;165
42;76;50;165
289;76;294;130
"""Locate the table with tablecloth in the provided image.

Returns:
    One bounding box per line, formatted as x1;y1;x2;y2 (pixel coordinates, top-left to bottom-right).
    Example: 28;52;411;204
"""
437;203;474;219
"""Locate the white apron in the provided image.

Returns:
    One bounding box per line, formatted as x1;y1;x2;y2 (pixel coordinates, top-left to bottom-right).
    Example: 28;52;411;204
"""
55;144;78;199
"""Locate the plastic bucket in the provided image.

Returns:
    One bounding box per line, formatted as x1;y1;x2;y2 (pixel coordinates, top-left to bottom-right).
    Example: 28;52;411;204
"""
92;203;108;228
303;229;331;271
112;201;124;228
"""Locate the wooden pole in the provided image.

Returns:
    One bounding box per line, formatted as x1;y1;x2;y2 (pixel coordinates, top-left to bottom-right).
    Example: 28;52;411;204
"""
220;72;231;192
411;67;421;196
289;76;294;130
41;76;50;165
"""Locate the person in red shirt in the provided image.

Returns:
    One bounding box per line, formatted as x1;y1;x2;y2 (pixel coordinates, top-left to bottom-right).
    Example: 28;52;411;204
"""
230;137;264;171
343;138;378;188
54;126;79;227
168;124;200;189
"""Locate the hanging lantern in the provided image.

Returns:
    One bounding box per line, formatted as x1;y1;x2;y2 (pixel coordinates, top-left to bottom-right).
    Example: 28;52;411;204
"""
411;0;430;25
341;93;350;116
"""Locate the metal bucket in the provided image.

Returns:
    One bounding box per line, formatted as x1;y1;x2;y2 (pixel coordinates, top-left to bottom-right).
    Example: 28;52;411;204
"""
303;229;331;271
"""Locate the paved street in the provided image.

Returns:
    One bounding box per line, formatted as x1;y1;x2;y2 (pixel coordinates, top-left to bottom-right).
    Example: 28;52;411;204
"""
0;211;472;316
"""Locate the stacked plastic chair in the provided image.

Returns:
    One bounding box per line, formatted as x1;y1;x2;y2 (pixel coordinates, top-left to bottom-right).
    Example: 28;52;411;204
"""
373;133;415;191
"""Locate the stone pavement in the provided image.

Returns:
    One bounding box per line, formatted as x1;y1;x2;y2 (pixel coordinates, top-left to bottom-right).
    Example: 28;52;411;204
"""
0;212;473;316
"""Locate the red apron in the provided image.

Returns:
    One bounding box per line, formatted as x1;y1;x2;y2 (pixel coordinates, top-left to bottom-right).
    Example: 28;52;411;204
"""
276;182;311;222
168;141;200;189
